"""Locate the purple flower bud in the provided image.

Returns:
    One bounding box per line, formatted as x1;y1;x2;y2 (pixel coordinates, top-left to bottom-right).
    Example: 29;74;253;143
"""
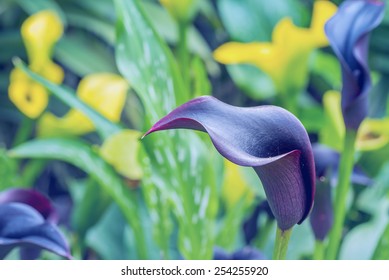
310;179;333;241
325;0;385;130
144;96;315;230
310;144;372;240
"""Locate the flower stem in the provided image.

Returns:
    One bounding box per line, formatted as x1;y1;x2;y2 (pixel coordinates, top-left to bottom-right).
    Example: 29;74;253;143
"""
325;129;357;259
273;227;293;260
313;240;325;260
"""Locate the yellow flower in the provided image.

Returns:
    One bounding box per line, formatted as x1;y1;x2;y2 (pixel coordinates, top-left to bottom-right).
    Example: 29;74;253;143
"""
159;0;200;23
100;130;144;180
37;73;129;137
357;118;389;151
8;10;64;119
319;90;344;151
213;1;337;95
221;159;254;209
320;90;389;152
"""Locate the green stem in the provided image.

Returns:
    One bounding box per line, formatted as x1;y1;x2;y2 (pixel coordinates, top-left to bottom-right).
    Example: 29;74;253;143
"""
325;129;357;259
178;21;190;92
13;117;34;147
272;227;293;260
313;240;325;260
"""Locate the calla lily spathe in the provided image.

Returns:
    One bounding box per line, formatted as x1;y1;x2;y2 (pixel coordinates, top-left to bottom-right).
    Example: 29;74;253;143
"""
0;188;71;259
37;73;129;137
213;1;337;95
8;10;64;119
144;96;315;231
325;0;385;130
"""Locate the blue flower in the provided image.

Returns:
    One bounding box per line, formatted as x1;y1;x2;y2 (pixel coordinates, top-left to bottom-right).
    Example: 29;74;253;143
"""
325;0;385;130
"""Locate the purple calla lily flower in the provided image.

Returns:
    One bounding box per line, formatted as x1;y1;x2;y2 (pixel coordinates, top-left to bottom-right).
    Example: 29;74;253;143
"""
144;96;315;231
0;188;71;259
310;144;372;241
325;0;385;130
0;188;58;222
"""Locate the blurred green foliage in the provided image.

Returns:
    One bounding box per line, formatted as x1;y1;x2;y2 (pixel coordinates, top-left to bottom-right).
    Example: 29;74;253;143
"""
1;0;389;260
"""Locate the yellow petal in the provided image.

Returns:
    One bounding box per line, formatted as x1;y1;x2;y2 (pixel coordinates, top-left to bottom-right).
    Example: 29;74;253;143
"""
37;73;129;137
273;18;313;52
214;42;282;83
319;90;345;151
9;67;29;82
8;74;48;119
21;10;63;66
310;0;338;47
214;42;274;66
100;130;144;180
221;159;254;209
37;111;95;137
357;118;389;151
214;1;338;96
77;73;129;122
31;61;64;85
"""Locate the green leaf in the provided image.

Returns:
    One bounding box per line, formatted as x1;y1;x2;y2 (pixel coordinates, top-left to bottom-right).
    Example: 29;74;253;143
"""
55;34;118;76
115;0;218;259
0;30;25;63
70;179;111;239
0;148;20;190
216;197;249;250
69;0;115;21
373;223;389;259
339;201;389;260
13;58;121;141
227;65;276;100
66;12;115;44
191;56;212;98
359;144;389;178
86;203;135;260
368;75;389;118
311;51;341;90
9;138;149;259
141;1;214;63
217;0;307;100
15;0;67;25
299;102;325;133
339;165;389;259
115;0;186;122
